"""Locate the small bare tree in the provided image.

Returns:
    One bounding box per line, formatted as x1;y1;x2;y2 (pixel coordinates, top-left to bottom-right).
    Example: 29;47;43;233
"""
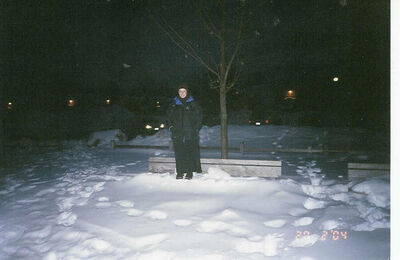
149;0;248;159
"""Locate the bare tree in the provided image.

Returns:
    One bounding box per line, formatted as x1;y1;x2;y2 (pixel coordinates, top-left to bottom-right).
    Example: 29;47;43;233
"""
148;0;248;159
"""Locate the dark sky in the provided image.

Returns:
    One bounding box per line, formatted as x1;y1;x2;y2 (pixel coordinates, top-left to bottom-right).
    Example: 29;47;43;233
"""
2;0;389;113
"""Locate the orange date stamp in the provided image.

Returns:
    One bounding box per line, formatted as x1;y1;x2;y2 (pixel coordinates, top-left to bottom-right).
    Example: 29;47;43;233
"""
296;230;348;241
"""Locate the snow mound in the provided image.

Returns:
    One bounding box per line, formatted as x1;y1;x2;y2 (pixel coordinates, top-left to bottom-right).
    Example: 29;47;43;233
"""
351;178;390;208
203;167;233;181
88;129;126;146
236;234;284;256
292;217;314;227
263;219;287;228
319;220;346;230
290;234;319;247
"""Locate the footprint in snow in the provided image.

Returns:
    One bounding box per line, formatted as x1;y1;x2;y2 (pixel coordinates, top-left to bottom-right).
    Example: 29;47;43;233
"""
97;197;110;202
263;219;286;228
146;210;168;220
288;208;309;217
116;200;135;208
96;202;112;208
215;209;242;221
319;220;345;230
303;198;326;210
23;225;52;239
236;233;284;257
173;219;192;226
292;217;314;227
122;208;144;217
132;233;169;250
57;211;77;226
290;234;319;248
197;220;251;236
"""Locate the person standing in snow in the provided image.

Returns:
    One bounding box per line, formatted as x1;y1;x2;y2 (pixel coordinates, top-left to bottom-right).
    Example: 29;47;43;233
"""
167;83;202;179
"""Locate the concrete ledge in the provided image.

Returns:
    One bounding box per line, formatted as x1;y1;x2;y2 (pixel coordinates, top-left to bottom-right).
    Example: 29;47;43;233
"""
348;163;390;178
149;157;282;178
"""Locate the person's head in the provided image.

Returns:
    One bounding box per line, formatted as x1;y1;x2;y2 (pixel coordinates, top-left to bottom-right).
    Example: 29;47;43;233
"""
177;83;189;99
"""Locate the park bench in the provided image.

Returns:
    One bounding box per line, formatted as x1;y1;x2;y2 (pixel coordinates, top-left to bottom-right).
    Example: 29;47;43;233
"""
347;163;390;178
148;157;282;178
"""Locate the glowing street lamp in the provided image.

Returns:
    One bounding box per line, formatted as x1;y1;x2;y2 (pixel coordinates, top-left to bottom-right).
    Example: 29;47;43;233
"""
7;102;12;110
68;99;75;107
333;77;339;82
106;99;111;105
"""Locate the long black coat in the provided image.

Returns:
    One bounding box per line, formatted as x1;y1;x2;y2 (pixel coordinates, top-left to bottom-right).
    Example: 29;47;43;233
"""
167;96;202;141
167;96;202;174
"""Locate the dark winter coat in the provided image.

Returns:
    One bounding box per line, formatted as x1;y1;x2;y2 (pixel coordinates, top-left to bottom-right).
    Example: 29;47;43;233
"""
167;96;202;141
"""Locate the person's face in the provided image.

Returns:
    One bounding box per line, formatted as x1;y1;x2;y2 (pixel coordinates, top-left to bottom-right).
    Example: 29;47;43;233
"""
178;88;187;98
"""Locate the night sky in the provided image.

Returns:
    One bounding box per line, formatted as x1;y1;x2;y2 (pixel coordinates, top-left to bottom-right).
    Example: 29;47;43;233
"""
2;0;390;123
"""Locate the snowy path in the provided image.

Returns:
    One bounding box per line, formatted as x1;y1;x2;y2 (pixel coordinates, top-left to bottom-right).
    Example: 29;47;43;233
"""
0;142;390;259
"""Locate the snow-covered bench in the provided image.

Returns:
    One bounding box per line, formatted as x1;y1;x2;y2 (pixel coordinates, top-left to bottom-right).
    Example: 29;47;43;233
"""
148;157;281;178
347;163;390;178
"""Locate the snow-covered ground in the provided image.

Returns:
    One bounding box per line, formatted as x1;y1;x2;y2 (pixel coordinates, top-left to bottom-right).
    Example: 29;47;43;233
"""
0;125;390;259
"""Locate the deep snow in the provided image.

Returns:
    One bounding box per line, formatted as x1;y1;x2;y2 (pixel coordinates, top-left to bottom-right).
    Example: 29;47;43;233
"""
0;125;390;259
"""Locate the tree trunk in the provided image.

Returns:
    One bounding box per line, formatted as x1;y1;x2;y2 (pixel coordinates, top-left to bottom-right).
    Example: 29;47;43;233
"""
0;84;4;166
220;83;228;159
219;0;228;159
0;0;4;166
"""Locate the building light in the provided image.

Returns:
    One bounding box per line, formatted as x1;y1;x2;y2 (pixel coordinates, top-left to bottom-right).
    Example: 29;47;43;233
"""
285;90;296;100
68;99;75;107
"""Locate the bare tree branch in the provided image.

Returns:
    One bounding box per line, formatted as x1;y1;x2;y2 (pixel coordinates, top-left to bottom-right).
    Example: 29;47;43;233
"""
223;10;245;90
149;12;219;77
227;62;243;91
198;6;222;41
161;16;220;76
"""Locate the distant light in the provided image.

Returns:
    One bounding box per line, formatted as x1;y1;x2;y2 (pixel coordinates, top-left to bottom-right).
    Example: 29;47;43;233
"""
68;99;75;107
333;77;339;82
255;122;261;126
265;120;269;124
145;124;152;129
285;90;296;99
154;127;159;131
156;101;160;108
7;102;12;109
106;99;111;105
160;124;165;128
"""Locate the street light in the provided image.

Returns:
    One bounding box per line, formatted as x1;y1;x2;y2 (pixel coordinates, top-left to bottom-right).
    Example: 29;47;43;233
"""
333;77;339;82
